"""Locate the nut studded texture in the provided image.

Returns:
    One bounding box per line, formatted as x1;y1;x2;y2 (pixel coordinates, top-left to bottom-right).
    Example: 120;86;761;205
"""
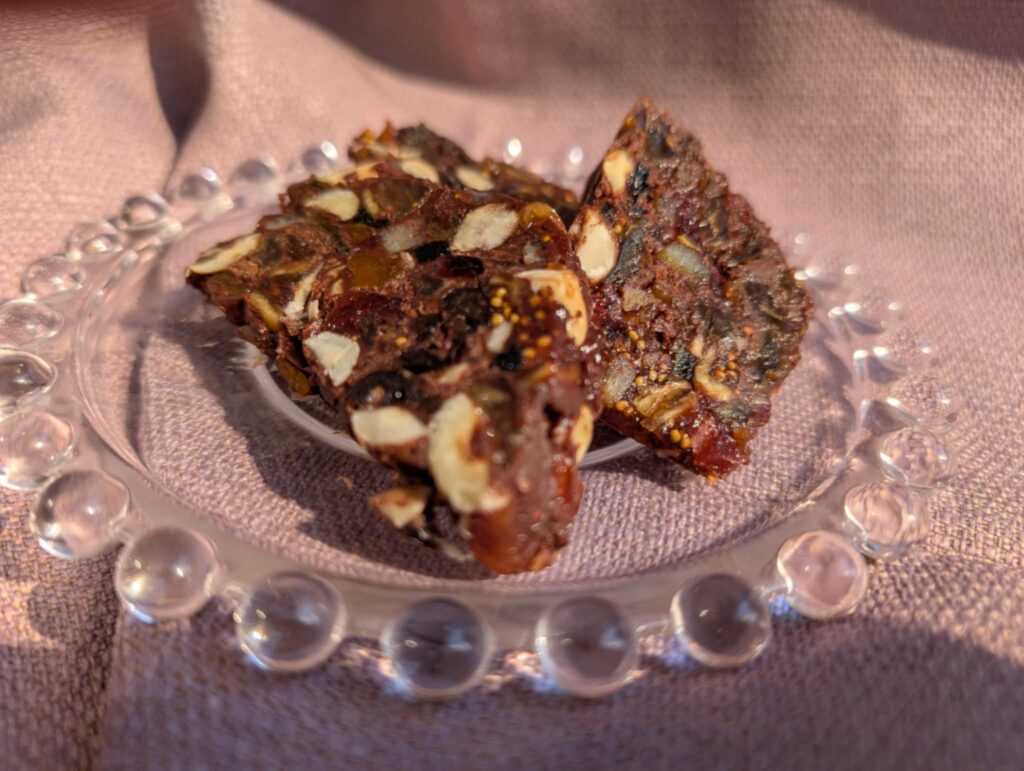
187;164;599;573
349;123;580;226
574;100;812;477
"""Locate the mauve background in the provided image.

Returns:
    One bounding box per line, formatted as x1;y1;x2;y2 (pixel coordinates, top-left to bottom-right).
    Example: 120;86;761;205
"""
1;1;1022;769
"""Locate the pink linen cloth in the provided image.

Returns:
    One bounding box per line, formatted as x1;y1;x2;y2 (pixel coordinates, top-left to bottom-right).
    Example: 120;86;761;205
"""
1;1;1022;768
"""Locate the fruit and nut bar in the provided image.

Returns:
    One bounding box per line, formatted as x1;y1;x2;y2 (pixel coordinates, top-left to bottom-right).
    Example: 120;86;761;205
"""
349;123;579;225
187;165;600;573
572;99;812;477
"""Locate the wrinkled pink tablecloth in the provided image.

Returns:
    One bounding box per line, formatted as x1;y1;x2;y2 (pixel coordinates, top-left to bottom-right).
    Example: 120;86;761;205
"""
2;1;1022;769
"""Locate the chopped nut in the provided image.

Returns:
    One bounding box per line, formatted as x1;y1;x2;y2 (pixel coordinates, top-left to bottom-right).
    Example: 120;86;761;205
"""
694;345;734;402
516;269;588;345
603;357;638;403
399;157;440;183
351;406;428;446
305;332;360;386
633;381;696;426
602;149;635;193
305;188;360;221
437;362;470;385
371;485;430;529
478;486;511;513
523;242;544;264
427;394;489;515
451;204;519;251
575;209;618;283
188;233;260;275
486;321;513;353
689;333;705;357
455;165;494;191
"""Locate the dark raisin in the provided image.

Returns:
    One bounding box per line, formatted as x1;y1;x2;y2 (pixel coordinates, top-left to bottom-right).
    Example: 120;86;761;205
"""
399;349;445;373
256;234;285;267
355;315;377;342
495;345;523;371
324;292;403;345
604;320;629;344
627;163;649;202
412;314;441;341
412;274;444;296
605;227;644;286
645;121;671;158
744;279;785;322
439;255;484;278
672;346;697;380
412;240;447;263
441;287;489;328
345;370;414;408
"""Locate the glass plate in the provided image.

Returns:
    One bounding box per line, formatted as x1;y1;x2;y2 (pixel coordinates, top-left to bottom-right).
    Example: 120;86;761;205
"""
1;140;957;698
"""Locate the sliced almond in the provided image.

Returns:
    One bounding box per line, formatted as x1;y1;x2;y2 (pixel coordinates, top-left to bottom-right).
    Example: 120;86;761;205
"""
188;233;260;276
455;165;494;191
517;269;588;345
247;292;281;331
396;145;423;160
307;298;320;320
362;190;381;218
602;149;635;194
354;163;379;180
428;394;488;515
451;204;519;251
306;188;359;221
314;165;355;185
399;157;440;183
575;209;618;283
283;268;321;320
570;406;594;463
351;406;428;446
305;332;360;386
371;485;431;530
381;220;424;253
